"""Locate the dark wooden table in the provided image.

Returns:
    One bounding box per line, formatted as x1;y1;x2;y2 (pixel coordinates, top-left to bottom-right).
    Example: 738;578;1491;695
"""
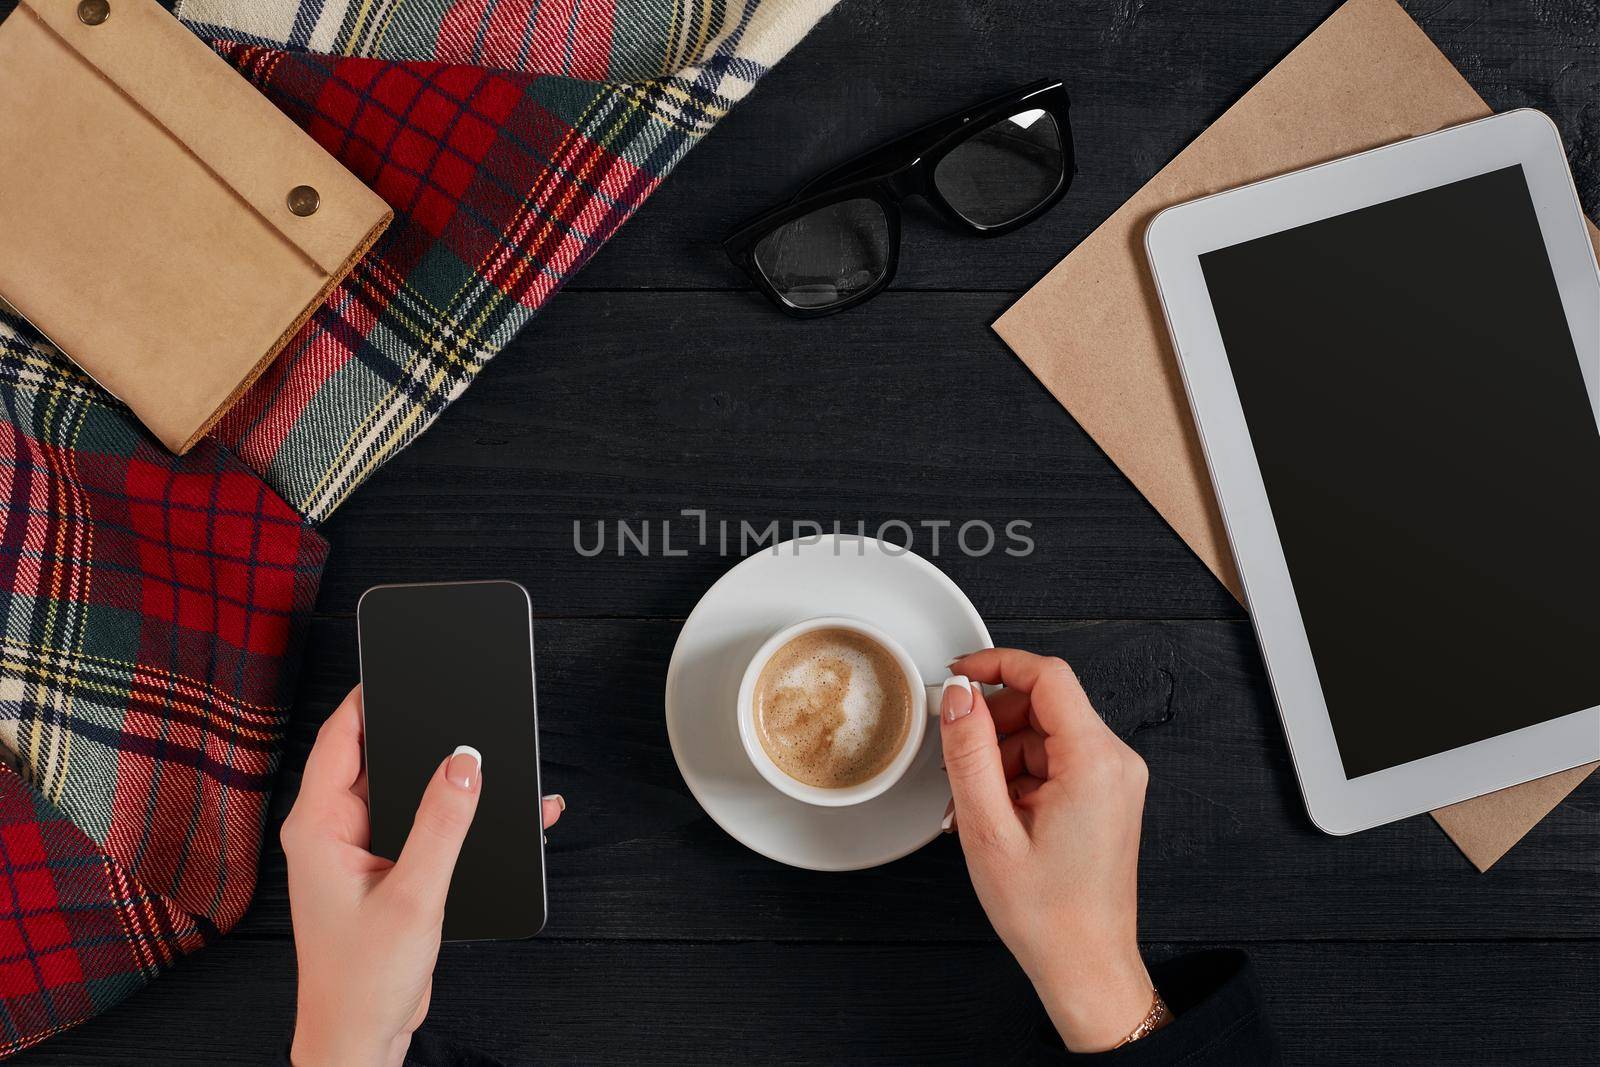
18;1;1599;1063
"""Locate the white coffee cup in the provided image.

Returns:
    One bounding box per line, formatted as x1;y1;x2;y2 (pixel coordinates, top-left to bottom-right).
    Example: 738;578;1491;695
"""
736;615;949;807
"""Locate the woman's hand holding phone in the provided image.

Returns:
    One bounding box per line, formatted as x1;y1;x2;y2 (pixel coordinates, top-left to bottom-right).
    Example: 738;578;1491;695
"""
283;686;564;1067
285;655;1154;1061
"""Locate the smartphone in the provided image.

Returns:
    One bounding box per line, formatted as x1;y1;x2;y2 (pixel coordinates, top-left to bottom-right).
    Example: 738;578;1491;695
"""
356;580;546;940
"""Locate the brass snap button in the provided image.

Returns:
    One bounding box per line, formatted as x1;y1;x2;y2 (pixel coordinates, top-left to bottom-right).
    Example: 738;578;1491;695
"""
286;185;321;217
78;0;110;25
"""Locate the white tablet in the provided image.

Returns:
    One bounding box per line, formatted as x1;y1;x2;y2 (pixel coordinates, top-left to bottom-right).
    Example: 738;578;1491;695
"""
1145;109;1600;834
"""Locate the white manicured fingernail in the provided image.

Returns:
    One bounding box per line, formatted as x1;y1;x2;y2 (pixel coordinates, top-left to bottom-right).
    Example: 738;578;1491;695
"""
446;745;481;789
940;798;955;832
941;675;973;722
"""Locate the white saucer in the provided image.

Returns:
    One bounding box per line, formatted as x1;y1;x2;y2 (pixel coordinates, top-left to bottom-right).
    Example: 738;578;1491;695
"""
664;535;992;871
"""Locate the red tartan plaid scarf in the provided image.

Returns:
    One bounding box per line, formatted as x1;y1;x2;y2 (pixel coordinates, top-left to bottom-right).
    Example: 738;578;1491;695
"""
0;326;327;1052
183;0;842;522
0;0;835;1055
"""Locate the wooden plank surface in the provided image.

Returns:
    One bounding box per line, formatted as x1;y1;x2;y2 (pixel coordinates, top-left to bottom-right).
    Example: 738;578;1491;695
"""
9;0;1599;1062
18;939;1597;1065
315;291;1243;620
568;0;1600;292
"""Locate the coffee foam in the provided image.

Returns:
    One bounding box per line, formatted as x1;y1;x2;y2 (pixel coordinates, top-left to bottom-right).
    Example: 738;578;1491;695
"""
771;646;883;755
752;627;911;789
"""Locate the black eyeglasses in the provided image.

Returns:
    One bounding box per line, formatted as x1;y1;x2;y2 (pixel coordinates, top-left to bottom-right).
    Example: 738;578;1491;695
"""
724;80;1073;318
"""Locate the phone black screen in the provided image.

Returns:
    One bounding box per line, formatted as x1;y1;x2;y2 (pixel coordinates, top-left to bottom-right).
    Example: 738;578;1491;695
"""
1198;165;1600;778
358;581;545;939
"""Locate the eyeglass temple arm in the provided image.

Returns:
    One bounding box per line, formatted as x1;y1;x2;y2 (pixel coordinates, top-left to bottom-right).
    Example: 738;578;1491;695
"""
792;79;1064;200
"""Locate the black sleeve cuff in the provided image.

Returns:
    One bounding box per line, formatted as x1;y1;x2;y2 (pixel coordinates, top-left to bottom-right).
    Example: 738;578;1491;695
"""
1054;949;1281;1065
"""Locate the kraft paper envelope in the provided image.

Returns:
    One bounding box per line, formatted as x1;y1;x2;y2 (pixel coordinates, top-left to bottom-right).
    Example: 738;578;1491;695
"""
0;0;390;454
993;0;1599;871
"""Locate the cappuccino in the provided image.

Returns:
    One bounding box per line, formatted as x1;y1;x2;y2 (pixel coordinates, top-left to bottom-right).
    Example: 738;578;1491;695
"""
752;627;912;788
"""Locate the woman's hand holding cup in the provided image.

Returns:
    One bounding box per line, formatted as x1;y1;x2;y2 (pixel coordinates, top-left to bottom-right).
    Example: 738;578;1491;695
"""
940;649;1157;1053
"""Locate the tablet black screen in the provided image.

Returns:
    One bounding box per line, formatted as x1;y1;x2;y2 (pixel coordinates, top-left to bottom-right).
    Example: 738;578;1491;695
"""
1200;165;1600;778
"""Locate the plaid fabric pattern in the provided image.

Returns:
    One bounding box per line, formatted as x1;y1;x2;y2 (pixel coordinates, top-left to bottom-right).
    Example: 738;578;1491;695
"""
0;310;327;1056
0;767;207;1056
0;0;830;1053
176;0;751;83
176;0;838;521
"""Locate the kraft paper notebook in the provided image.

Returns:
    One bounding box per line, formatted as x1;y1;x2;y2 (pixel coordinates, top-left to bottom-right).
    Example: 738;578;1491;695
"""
993;0;1599;870
0;0;391;454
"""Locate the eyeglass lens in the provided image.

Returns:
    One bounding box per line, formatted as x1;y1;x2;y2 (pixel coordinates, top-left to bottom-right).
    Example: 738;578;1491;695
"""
933;109;1064;228
751;197;891;309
